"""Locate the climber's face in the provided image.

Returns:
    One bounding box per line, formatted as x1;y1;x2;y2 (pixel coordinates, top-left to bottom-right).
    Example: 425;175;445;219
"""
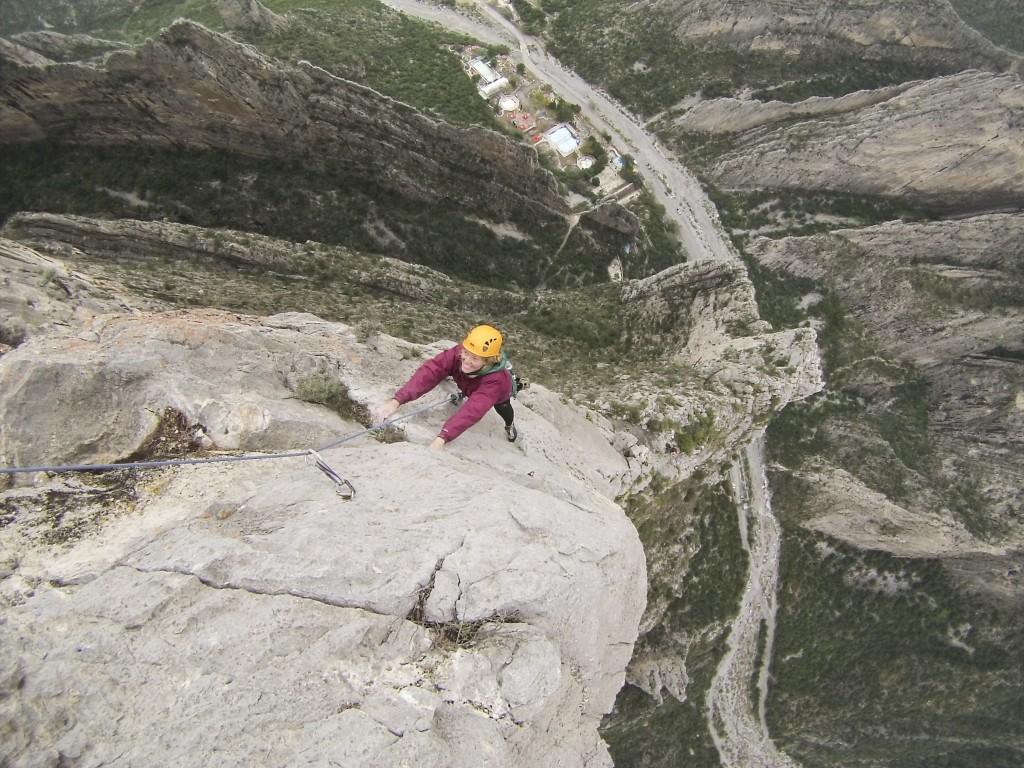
460;347;486;374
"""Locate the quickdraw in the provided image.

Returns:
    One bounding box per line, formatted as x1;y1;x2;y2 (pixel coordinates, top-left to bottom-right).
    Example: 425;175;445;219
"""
308;450;356;500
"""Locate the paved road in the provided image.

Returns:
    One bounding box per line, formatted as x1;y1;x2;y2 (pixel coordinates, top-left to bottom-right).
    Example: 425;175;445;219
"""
380;0;737;263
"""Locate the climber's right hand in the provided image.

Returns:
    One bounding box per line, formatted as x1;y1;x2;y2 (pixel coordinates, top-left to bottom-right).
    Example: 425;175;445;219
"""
374;398;400;425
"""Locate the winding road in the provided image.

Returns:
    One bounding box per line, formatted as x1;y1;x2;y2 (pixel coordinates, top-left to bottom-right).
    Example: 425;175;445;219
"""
381;0;737;263
379;2;793;765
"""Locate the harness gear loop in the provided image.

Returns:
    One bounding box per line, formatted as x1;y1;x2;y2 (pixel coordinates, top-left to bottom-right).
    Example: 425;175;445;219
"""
308;450;355;500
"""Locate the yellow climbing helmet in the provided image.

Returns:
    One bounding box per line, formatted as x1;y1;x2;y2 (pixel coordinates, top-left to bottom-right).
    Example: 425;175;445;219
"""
462;324;503;357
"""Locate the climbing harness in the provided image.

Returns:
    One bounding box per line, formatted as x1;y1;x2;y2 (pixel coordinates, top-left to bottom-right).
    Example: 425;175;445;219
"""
0;392;464;498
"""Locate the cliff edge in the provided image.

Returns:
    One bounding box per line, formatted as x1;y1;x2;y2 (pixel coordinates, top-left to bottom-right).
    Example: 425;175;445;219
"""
0;244;647;767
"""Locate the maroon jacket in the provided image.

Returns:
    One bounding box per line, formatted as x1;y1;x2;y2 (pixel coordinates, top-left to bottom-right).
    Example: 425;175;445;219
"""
394;344;513;442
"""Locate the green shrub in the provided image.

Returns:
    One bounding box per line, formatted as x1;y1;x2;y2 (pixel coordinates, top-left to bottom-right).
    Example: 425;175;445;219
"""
294;374;366;423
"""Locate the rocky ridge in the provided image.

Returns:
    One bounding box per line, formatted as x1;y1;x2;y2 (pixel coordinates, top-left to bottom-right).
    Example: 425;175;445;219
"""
0;219;821;765
658;0;1018;71
0;210;824;490
748;213;1024;564
0;278;644;766
0;19;576;246
691;71;1024;214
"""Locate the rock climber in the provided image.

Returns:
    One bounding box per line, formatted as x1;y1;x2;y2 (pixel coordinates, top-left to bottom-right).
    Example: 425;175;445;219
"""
374;324;518;452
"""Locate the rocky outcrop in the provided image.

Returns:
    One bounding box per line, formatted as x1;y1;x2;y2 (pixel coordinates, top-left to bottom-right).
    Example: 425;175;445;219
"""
701;72;1024;215
621;260;768;349
659;0;1016;71
4;31;129;63
0;299;647;766
669;84;913;134
613;258;823;481
2;212;466;307
748;212;1024;555
0;19;568;221
214;0;287;34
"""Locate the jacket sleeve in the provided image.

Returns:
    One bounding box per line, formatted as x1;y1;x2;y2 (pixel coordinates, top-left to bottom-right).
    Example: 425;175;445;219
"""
394;346;459;404
438;371;511;442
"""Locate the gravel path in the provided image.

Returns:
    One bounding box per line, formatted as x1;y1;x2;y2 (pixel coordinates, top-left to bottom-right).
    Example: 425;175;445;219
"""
710;435;799;768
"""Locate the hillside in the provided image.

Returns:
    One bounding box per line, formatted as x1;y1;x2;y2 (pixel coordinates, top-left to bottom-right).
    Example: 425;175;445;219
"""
528;1;1024;766
1;0;1022;767
0;203;819;765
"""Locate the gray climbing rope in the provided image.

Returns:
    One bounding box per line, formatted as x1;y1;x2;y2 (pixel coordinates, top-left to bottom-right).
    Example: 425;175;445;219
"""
0;392;464;498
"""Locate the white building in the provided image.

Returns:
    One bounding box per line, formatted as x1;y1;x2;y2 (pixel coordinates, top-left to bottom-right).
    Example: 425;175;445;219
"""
543;123;580;157
479;77;510;98
469;57;509;98
469;58;500;84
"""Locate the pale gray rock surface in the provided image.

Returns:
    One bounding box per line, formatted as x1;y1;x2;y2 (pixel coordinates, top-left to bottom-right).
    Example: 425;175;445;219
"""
0;214;827;768
0;307;646;767
618;258;824;482
658;0;1015;69
748;213;1024;558
702;72;1024;213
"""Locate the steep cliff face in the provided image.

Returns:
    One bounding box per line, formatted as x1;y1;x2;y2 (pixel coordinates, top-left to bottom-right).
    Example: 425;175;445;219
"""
544;0;1019;122
1;19;652;290
0;208;829;765
0;210;824;490
748;213;1024;559
696;71;1024;214
1;211;470;310
616;258;821;474
0;242;649;767
658;0;1014;66
0;20;565;218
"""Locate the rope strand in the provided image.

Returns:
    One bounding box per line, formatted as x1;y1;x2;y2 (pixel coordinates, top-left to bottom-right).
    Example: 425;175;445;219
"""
0;393;460;476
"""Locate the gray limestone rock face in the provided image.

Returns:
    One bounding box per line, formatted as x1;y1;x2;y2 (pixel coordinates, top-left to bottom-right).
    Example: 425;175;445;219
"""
703;72;1024;215
0;307;646;768
748;213;1024;560
0;20;568;222
0;203;826;767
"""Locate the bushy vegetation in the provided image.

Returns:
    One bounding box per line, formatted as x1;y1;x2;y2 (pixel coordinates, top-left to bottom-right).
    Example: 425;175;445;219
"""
520;283;623;351
602;479;748;768
252;0;497;127
294;373;364;420
0;0;223;39
770;529;1024;767
540;0;968;117
746;253;948;512
674;410;716;455
510;0;547;36
0;140;573;291
709;186;939;240
950;0;1024;53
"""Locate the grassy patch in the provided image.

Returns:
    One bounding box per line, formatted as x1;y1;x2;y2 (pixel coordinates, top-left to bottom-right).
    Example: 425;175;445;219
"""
294;374;365;422
294;372;406;444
